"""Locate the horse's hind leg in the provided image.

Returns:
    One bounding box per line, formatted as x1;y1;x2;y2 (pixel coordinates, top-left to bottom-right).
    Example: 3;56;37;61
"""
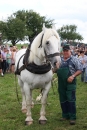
39;82;51;124
18;78;27;113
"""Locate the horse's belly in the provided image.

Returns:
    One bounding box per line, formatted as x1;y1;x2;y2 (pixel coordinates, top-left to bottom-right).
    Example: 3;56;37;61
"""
20;70;53;89
32;76;51;88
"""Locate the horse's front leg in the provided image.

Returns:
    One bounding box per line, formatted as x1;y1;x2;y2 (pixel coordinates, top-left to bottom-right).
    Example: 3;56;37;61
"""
23;82;33;125
39;82;51;124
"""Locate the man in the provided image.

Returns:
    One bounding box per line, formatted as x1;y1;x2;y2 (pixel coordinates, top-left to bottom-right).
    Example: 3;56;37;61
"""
56;44;82;125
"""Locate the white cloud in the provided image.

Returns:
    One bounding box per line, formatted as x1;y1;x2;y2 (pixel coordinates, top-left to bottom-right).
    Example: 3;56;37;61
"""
0;0;87;43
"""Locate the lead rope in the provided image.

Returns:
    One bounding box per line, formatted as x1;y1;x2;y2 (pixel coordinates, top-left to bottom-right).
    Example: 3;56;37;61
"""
51;73;58;94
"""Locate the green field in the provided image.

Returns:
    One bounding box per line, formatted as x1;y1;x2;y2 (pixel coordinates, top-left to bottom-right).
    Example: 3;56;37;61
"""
0;73;87;130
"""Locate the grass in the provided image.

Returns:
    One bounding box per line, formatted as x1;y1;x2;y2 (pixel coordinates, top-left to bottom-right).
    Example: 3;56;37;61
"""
0;73;87;130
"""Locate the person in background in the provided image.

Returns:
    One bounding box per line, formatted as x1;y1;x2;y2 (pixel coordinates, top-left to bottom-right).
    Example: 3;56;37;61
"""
1;47;7;74
6;49;11;72
11;47;16;73
75;50;80;58
79;50;87;82
9;45;13;55
56;44;82;125
84;48;87;56
0;51;4;76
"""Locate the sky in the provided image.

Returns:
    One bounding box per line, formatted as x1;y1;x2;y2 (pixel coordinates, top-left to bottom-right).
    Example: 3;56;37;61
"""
0;0;87;43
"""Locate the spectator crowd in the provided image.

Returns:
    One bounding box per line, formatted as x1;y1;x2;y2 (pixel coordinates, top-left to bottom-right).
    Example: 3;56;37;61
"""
0;44;26;77
0;43;87;83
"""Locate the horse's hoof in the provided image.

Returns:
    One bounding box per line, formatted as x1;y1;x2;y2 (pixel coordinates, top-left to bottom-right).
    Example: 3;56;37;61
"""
22;109;27;113
25;121;33;125
39;120;47;125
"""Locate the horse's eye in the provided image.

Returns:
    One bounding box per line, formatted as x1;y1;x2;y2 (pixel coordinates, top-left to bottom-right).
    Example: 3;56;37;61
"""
46;41;49;45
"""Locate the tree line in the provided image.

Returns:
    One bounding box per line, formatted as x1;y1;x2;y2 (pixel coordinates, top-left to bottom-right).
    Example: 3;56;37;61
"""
0;9;83;46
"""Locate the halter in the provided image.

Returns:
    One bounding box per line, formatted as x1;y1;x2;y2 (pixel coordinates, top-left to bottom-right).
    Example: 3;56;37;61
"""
44;50;60;59
38;33;60;62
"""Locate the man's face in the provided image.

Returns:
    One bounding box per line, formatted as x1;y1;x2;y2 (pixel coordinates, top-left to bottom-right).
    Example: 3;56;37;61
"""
62;50;71;59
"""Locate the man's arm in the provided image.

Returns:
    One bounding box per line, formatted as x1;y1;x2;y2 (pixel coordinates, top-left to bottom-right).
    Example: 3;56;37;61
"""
67;70;82;83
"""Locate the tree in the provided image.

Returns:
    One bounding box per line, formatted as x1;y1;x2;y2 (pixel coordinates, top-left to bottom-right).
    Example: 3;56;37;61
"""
6;17;26;45
14;10;54;42
0;17;26;46
0;10;54;45
0;21;7;44
57;25;83;42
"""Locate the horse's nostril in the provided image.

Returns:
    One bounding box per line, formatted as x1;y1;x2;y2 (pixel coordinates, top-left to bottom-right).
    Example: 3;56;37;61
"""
54;62;57;65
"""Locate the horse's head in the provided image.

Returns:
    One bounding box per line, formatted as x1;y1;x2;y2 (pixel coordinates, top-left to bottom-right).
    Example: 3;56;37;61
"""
42;24;61;68
29;24;61;68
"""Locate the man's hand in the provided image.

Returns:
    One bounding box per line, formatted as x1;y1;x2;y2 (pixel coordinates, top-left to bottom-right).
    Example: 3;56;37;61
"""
67;76;74;83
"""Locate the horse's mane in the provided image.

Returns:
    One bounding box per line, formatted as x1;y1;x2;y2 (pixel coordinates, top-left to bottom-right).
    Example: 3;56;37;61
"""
29;28;60;63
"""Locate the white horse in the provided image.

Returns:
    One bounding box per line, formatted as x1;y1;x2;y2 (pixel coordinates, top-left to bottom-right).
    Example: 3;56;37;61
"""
15;24;61;125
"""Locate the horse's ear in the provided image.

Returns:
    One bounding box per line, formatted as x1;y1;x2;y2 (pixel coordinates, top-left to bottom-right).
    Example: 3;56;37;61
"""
52;24;56;30
42;23;46;32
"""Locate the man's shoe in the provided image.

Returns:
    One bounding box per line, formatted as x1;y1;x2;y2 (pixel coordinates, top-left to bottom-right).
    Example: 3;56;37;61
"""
70;120;75;125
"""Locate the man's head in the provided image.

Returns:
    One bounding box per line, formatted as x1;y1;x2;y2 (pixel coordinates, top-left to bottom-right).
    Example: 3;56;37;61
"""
63;44;70;51
62;44;71;59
